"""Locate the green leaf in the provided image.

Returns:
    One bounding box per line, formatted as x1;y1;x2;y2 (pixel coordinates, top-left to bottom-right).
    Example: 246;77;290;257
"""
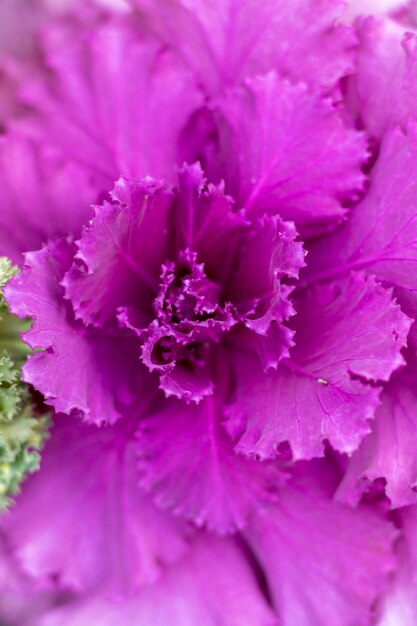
0;258;49;509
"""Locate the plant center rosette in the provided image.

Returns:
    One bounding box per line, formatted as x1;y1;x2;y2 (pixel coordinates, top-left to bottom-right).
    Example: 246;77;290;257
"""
3;161;308;533
35;161;305;417
110;167;303;405
5;148;411;542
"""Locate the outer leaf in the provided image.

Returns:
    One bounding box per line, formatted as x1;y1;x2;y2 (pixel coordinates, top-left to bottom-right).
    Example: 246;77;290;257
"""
38;535;277;626
346;18;417;141
0;136;95;264
306;124;417;301
227;272;410;460
244;463;397;626
131;0;356;93
0;536;54;626
17;18;202;186
136;394;284;533
337;361;417;507
377;506;417;626
211;72;367;237
5;239;146;424
1;414;189;594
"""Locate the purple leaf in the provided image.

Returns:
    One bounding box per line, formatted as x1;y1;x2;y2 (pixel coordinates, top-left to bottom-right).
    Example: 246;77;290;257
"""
306;124;417;304
346;18;417;141
64;177;172;328
131;0;356;93
1;415;189;594
210;72;368;237
17;18;202;186
37;535;277;626
227;272;410;460
337;359;417;507
136;394;284;533
244;462;397;626
5;238;147;424
226;214;305;369
0;135;95;263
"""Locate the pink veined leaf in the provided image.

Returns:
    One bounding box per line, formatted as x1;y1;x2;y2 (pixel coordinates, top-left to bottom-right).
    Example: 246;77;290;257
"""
63;177;173;329
305;123;417;311
130;0;356;94
244;462;398;626
0;135;95;264
337;359;417;507
1;414;189;594
346;17;417;141
15;16;203;188
173;162;245;283
4;238;148;424
225;213;305;369
226;272;411;461
36;535;277;626
136;393;285;533
209;72;368;238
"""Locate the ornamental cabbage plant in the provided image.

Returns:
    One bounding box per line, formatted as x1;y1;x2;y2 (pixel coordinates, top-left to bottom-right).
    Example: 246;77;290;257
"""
1;1;417;625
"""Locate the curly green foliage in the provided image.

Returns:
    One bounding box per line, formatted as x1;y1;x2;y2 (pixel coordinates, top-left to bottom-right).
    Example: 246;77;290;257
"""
0;258;31;363
0;258;49;509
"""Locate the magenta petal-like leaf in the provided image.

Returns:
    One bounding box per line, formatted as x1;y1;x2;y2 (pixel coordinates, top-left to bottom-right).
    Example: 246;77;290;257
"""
4;239;147;424
210;72;368;237
37;536;277;626
132;0;356;93
174;163;245;282
139;323;216;403
227;272;410;460
244;464;397;626
0;135;95;264
0;537;53;626
1;415;189;594
337;360;417;507
227;214;304;368
136;394;284;533
17;18;203;186
63;178;172;328
306;124;417;301
346;18;417;141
